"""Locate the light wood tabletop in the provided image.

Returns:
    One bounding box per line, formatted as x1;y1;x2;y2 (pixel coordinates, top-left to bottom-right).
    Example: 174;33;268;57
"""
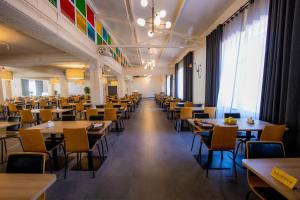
28;120;112;134
243;158;300;200
0;122;19;129
175;107;204;112
188;118;272;132
31;109;73;114
0;173;56;200
82;108;125;113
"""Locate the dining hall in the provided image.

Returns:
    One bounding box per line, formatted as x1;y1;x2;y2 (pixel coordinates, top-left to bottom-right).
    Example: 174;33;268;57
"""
0;0;300;199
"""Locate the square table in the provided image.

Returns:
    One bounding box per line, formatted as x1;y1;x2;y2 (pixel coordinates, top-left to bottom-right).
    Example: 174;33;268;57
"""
31;108;74;120
0;174;56;200
243;158;300;200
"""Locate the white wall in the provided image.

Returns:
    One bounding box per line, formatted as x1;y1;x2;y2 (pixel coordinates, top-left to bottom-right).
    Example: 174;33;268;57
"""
193;47;206;103
129;76;163;98
68;81;90;96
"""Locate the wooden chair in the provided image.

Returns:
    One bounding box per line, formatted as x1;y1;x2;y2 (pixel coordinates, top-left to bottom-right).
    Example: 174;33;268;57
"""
62;128;102;178
86;109;99;120
198;126;238;177
105;108;123;131
245;141;286;200
176;107;192;132
40;109;53;123
260;125;286;142
120;102;129;119
19;129;62;172
19;110;36;127
204;107;216;118
8;103;18;116
184;101;193;107
75;103;85;119
168;102;177;120
190;113;210;151
6;152;46;200
39;100;48;109
105;102;114;108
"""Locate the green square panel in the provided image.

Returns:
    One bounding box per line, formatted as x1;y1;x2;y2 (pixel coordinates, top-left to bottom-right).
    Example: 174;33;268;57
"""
97;33;102;45
76;0;86;16
49;0;57;7
107;34;111;45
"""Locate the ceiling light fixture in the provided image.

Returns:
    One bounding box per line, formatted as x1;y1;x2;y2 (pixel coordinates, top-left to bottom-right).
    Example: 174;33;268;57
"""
137;0;172;37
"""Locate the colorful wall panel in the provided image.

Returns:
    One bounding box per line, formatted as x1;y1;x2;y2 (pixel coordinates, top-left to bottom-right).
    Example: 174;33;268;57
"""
87;5;95;27
49;0;57;7
87;23;95;42
76;0;86;16
76;10;86;34
60;0;75;24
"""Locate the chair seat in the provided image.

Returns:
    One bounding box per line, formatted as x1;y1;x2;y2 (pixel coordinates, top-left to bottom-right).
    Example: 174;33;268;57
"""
254;187;287;200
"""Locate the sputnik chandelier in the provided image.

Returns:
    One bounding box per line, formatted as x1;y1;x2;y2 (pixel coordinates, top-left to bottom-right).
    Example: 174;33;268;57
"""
136;0;172;37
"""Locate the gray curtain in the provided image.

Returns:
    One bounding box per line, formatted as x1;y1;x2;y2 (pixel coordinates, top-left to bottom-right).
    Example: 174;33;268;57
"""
205;25;223;106
174;63;178;98
35;80;43;96
260;0;300;155
183;51;193;102
21;79;29;96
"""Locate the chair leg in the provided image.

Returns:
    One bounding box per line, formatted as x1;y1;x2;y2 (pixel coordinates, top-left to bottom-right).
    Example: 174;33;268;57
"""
232;151;237;177
3;140;7;161
104;136;109;152
191;134;197;151
47;152;53;173
96;144;102;162
61;146;68;179
0;140;3;164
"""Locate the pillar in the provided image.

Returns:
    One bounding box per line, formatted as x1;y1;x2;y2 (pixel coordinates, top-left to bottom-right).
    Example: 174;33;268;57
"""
59;76;69;97
117;74;126;98
5;80;12;99
0;80;4;104
89;63;104;105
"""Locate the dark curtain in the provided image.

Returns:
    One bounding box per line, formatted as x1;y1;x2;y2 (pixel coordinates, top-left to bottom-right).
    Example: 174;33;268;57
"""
260;0;300;155
21;79;29;96
183;51;193;101
205;25;223;106
174;63;178;98
170;75;173;97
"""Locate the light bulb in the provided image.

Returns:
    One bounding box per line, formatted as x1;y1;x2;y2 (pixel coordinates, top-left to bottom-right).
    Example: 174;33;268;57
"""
165;21;172;29
154;15;161;27
142;60;145;64
144;65;148;69
148;30;154;37
159;10;167;18
137;18;146;27
141;0;148;7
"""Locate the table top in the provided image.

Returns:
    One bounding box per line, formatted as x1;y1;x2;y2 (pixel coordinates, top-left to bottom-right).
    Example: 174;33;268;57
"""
175;107;203;111
0;173;56;200
243;158;300;200
188;118;272;131
0;122;19;129
68;103;91;106
31;109;73;114
28;120;112;134
82;108;125;113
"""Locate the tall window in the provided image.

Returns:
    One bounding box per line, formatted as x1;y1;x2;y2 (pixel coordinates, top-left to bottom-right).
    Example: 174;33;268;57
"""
177;60;184;99
166;75;171;96
21;79;47;96
217;0;269;118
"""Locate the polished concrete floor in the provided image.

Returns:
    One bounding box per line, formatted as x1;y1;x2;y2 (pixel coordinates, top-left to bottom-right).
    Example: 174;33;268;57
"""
3;99;256;200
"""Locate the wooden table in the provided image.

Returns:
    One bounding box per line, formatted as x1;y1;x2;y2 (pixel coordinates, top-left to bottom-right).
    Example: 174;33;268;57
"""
175;107;204;112
28;120;112;135
243;158;300;200
0;122;19;130
31;108;74;119
0;173;56;200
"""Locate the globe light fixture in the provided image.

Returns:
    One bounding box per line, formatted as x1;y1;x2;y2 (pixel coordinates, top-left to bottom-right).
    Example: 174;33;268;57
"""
141;0;148;7
159;10;166;18
137;18;146;27
166;21;172;29
148;30;154;37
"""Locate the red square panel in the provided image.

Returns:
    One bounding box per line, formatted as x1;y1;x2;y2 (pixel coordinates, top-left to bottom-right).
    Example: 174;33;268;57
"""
87;5;95;27
60;0;75;23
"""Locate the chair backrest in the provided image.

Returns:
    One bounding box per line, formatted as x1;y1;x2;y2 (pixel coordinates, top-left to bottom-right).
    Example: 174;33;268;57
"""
105;102;114;108
76;103;84;112
63;128;89;152
224;113;241;118
8;103;17;112
260;125;286;142
246;141;285;159
211;126;238;150
40;109;53;123
19;110;34;124
86;109;98;120
184;101;193;107
19;129;47;152
89;115;104;121
6;153;46;174
39;100;47;108
121;103;128;109
104;108;117;121
180;107;193;120
194;113;209;119
62;115;76;121
6;117;21;132
204;107;216;118
170;102;177;109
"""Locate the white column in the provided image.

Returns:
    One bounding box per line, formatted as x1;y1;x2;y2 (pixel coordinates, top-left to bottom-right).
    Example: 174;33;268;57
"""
117;74;126;98
5;80;12;99
0;80;4;104
89;63;104;105
162;75;166;93
59;76;69;97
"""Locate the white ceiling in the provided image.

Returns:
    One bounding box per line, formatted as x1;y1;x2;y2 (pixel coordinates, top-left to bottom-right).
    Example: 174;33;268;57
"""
93;0;234;68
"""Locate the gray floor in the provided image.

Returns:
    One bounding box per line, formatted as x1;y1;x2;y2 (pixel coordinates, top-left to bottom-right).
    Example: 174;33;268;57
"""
5;99;255;199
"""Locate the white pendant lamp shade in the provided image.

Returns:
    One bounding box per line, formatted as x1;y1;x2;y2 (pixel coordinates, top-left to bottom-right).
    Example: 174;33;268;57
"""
141;0;148;7
148;30;154;37
166;21;172;29
137;18;146;27
159;10;167;18
0;70;13;80
154;15;161;27
66;69;85;80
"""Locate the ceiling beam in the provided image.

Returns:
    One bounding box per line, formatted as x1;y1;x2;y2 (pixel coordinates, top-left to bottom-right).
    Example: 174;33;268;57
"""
98;44;199;48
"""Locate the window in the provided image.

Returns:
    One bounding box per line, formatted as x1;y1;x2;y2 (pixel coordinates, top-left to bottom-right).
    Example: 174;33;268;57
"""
166;75;171;96
217;0;269;119
177;60;184;100
21;79;47;97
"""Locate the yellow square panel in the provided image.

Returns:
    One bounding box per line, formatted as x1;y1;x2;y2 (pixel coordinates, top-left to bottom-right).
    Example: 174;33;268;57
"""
76;10;86;34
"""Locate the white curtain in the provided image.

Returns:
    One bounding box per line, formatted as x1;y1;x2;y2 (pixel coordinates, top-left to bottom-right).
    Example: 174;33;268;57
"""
166;75;171;96
217;0;269;119
177;60;184;100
